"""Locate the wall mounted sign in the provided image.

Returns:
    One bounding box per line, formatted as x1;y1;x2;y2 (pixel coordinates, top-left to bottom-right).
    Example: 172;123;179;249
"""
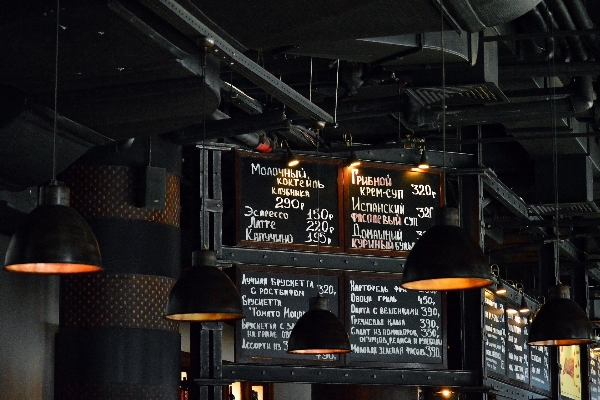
344;162;441;256
344;272;445;368
233;151;442;256
235;151;342;252
235;266;446;367
484;290;506;375
529;345;550;392
235;265;342;364
483;289;551;394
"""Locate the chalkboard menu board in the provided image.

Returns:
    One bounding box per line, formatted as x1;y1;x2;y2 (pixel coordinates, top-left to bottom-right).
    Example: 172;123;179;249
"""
344;163;441;256
236;266;342;364
483;290;551;394
530;345;550;392
590;350;600;400
345;272;445;367
236;151;342;251
484;290;506;375
507;312;529;383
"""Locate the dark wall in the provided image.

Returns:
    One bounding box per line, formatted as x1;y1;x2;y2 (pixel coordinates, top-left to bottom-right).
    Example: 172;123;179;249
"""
0;233;59;399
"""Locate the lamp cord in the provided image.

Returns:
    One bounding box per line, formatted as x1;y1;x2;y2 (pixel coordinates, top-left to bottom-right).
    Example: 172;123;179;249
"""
201;44;208;249
309;57;313;103
52;0;60;182
334;59;340;127
551;22;560;285
441;1;447;207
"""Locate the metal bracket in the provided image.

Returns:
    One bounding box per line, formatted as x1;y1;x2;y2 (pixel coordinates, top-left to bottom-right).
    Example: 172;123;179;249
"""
203;199;223;213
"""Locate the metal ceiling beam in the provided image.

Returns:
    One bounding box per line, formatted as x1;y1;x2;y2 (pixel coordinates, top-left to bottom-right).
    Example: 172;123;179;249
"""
138;0;334;123
219;364;480;386
221;246;404;273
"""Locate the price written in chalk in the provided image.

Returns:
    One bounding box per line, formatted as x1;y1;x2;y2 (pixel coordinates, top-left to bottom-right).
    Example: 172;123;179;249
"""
417;295;436;305
305;208;336;245
316;353;336;360
318;284;337;296
411;184;437;198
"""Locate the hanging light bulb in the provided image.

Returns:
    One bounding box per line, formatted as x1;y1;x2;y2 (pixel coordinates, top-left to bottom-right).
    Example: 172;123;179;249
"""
284;141;300;167
528;285;594;346
165;250;244;322
401;208;493;291
506;305;518;315
437;389;454;399
347;151;361;168
5;181;102;274
417;148;430;169
287;296;351;354
519;294;530;314
496;281;507;295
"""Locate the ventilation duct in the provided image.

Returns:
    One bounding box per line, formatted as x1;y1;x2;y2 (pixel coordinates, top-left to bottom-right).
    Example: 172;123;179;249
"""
445;0;542;32
0;87;112;191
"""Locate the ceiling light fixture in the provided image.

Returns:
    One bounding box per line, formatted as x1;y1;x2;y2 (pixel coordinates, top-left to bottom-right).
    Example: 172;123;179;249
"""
437;388;454;399
519;292;530;314
165;37;243;322
288;65;350;354
527;26;593;346
165;250;244;321
284;141;300;167
401;12;492;291
287;295;351;354
4;0;102;274
506;305;518;315
347;151;361;168
528;285;593;346
496;280;507;295
417;148;430;169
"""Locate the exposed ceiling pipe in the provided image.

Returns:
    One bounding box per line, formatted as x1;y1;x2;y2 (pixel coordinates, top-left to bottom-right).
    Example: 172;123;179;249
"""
525;6;571;62
545;0;589;61
564;0;600;54
403;76;595;130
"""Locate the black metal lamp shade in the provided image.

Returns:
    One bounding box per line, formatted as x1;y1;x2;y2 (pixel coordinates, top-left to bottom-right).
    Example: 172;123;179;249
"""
528;285;594;346
348;152;361;168
165;250;244;322
287;296;351;354
401;209;493;291
519;295;530;314
418;149;430;169
286;147;300;168
4;182;102;274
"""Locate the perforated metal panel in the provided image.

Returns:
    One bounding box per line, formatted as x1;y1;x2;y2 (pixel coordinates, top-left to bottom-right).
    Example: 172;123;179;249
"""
60;274;178;332
61;165;180;227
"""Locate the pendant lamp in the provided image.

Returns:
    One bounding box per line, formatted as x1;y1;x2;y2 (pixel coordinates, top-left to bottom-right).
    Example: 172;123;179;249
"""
528;285;593;346
5;181;102;274
401;208;493;291
287;295;351;354
5;0;102;274
165;249;244;322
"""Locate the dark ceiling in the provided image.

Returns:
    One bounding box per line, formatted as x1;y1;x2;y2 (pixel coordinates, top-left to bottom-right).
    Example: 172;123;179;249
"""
3;0;600;300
